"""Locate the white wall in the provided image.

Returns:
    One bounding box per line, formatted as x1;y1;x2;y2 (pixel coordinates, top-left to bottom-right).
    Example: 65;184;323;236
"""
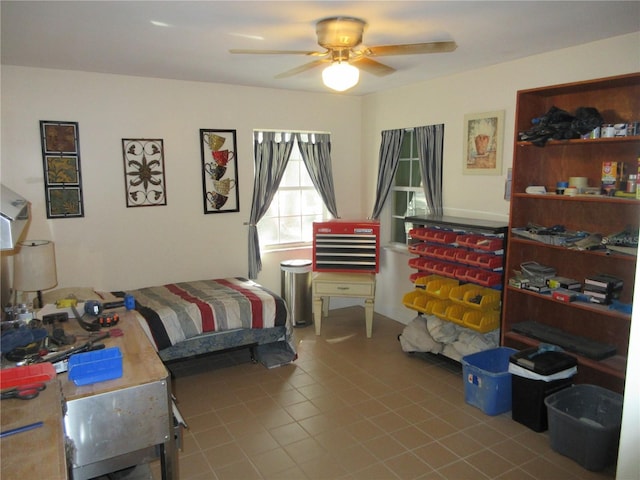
1;68;362;293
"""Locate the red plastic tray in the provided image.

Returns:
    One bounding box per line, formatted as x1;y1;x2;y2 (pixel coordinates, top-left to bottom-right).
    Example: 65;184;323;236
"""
0;363;56;390
456;234;504;251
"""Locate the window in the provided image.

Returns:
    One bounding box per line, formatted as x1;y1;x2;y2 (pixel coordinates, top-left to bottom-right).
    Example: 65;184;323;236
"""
389;128;428;244
257;133;327;248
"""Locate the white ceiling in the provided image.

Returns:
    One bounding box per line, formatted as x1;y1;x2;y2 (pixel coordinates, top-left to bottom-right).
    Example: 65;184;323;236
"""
2;1;639;95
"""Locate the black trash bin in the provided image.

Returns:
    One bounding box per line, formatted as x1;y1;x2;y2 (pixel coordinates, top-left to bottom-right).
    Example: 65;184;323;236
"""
509;348;577;432
280;260;312;327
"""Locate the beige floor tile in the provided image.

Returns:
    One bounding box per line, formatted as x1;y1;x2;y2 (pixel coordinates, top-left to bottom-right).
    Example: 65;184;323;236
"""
166;308;614;480
369;410;411;433
437;459;489;479
263;464;309;480
224;417;268;439
414;416;458;438
437;431;485;458
191;424;234;450
284;399;323;421
394;403;433;425
283;436;327;464
249;446;296;476
495;467;537;480
298;453;349;480
176;451;213;479
465;449;517;478
309;392;349;413
269;421;312;446
297;412;338;436
215;403;254;424
237;429;280;456
391;425;433;450
519;457;581;480
349;461;399;480
333;443;378;472
347;419;386;442
351;398;390;418
313;427;358;454
202;441;247;470
491;438;537;466
213;458;261;480
253;408;295;430
383;451;432;480
362;434;408;461
413;441;458;470
186;411;223;434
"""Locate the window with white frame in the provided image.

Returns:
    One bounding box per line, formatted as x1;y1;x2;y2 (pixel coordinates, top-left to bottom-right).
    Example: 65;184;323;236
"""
257;132;328;248
389;128;428;244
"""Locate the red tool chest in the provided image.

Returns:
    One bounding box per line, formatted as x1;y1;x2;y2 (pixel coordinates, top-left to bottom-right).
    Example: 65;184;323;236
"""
312;219;380;273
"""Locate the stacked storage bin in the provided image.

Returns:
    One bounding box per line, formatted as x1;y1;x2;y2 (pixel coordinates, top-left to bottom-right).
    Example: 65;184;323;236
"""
402;275;501;333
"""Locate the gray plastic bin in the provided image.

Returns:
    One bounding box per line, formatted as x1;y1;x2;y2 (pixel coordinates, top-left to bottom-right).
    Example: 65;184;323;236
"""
280;259;312;327
545;384;623;471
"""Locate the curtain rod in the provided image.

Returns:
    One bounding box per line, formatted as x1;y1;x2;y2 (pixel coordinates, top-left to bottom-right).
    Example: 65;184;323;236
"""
253;129;331;135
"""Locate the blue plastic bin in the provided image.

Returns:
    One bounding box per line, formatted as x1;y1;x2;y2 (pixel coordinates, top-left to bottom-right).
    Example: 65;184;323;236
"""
462;347;517;415
68;347;123;386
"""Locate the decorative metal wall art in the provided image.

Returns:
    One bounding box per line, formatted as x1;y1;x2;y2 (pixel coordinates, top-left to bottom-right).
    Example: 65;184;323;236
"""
122;139;167;207
40;120;84;218
200;129;239;214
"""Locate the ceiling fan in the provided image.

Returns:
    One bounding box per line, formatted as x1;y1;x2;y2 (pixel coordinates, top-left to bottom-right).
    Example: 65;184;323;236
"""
229;16;457;91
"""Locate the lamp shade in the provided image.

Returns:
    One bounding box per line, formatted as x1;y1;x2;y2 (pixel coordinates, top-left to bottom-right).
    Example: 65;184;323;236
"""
322;62;359;91
13;240;58;293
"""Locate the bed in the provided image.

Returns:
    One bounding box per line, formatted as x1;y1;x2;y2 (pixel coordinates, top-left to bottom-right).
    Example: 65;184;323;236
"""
121;277;296;366
43;278;297;368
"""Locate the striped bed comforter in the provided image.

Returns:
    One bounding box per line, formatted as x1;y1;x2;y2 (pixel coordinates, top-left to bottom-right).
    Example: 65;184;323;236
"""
126;278;289;351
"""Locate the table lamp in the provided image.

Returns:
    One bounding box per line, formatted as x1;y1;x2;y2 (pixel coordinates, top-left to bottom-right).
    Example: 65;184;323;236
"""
13;240;58;309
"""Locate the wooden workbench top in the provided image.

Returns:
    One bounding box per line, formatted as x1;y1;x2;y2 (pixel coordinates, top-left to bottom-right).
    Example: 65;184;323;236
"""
1;378;68;479
60;309;169;401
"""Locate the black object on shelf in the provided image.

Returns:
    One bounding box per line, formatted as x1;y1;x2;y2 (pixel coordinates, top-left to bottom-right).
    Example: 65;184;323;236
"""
511;321;616;360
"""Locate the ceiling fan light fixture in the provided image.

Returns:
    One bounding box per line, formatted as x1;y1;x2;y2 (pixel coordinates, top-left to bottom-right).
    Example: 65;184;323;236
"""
322;62;359;92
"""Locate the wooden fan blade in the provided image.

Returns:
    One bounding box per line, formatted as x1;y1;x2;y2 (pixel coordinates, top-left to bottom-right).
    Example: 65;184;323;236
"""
274;59;328;79
229;49;320;55
366;41;457;56
352;57;395;77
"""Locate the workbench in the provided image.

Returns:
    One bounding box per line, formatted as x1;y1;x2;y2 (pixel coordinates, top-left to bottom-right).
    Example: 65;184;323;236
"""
1;309;177;480
62;309;177;479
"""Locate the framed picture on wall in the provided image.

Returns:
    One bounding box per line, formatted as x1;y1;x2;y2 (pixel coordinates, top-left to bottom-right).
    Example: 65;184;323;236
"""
122;138;168;207
200;129;239;214
463;110;505;175
40;120;85;218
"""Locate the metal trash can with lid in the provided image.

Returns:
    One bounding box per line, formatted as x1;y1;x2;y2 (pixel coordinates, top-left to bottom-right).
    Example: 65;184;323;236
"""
280;259;312;327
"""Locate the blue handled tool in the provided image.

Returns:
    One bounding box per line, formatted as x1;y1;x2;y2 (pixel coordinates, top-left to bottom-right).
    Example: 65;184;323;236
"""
0;421;44;438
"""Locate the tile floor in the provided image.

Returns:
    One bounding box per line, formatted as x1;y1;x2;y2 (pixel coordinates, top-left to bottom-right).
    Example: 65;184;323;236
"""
150;307;616;480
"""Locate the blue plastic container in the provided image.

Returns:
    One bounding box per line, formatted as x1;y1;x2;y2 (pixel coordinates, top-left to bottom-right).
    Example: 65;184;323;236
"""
462;347;517;415
68;347;123;386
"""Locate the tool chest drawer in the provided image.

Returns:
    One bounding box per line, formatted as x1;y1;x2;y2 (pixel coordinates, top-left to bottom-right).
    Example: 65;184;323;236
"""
313;220;380;273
